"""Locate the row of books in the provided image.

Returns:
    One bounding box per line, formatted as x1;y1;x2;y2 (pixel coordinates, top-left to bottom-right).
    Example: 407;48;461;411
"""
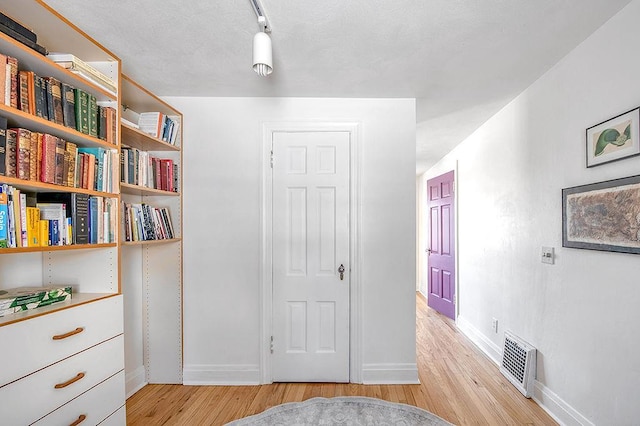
0;184;117;248
0;12;47;56
138;112;180;145
122;203;175;242
0;121;118;193
121;147;178;192
0;52;117;143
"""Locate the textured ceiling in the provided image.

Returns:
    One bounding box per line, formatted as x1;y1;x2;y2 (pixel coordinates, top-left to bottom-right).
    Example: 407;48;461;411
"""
43;0;632;173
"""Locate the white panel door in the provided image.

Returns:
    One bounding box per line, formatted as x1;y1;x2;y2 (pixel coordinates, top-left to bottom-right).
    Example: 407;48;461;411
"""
272;131;350;382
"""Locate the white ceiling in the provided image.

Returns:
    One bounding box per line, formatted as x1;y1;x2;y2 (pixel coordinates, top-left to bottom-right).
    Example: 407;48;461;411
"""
43;0;631;174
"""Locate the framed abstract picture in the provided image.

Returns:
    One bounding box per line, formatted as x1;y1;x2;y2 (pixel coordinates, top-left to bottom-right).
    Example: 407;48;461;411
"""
562;175;640;254
585;107;640;167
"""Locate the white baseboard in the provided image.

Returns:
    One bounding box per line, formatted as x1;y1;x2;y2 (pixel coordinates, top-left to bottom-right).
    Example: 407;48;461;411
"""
533;381;595;426
361;363;419;384
456;315;501;365
183;364;260;385
125;366;147;399
456;315;593;426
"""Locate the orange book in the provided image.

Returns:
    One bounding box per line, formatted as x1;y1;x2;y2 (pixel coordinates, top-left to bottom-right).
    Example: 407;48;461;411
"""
86;153;96;191
27;71;35;115
0;53;7;107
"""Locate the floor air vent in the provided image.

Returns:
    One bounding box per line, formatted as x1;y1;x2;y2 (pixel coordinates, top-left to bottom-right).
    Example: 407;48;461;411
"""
500;330;536;398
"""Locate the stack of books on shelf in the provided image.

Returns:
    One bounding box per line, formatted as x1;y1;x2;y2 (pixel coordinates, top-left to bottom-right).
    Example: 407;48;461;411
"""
0;184;117;248
122;202;175;242
120;147;178;192
0;285;72;317
138;112;180;145
0;51;117;143
0;118;119;193
0;12;47;56
47;53;117;95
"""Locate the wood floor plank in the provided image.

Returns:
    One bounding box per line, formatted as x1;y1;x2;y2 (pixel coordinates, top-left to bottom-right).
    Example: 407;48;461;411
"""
126;294;557;425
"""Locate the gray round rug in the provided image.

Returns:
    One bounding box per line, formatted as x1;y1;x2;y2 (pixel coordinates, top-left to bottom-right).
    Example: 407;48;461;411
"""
226;396;453;425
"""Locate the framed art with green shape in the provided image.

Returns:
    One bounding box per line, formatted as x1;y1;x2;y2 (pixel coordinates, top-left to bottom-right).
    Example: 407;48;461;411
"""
586;107;640;168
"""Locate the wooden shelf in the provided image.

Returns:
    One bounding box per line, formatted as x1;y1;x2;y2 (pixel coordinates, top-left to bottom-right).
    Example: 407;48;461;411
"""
0;104;119;150
0;176;118;197
121;74;181;118
0;243;117;254
120;182;179;197
121;238;181;246
0;293;119;327
121;124;180;152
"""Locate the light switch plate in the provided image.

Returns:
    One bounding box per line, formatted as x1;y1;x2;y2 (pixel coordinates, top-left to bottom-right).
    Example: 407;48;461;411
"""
542;247;554;264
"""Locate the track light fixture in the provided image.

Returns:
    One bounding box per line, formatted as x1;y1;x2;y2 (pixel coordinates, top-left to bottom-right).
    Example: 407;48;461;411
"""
250;0;272;77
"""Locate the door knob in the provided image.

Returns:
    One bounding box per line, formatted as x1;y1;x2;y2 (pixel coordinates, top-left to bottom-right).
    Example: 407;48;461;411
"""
338;264;345;280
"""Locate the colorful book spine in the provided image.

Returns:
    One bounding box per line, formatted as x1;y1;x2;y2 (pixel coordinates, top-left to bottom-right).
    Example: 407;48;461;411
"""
0;185;8;247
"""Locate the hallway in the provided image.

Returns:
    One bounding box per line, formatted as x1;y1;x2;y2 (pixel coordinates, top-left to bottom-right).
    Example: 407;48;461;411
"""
126;294;556;425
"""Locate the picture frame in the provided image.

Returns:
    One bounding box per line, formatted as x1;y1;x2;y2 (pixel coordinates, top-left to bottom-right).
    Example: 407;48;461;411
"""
562;175;640;254
585;107;640;167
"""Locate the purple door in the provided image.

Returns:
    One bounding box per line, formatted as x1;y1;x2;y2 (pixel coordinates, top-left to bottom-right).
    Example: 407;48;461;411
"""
427;171;455;320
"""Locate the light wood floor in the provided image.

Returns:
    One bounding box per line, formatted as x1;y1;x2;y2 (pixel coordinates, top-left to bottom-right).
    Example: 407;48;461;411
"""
126;293;557;425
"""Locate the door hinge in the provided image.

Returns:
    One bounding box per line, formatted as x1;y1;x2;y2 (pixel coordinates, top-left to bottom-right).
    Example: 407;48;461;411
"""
270;336;274;354
270;151;274;168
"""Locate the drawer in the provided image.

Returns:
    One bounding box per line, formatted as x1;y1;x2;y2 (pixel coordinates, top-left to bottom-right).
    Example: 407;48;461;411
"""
0;295;123;386
0;334;124;425
98;405;126;426
33;370;125;426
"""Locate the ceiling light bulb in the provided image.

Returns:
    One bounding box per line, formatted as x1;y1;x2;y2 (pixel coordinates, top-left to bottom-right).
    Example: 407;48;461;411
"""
253;31;273;77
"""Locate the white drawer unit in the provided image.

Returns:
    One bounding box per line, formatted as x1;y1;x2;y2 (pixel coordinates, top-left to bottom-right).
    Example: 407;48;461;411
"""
0;296;124;387
0;334;124;425
33;370;125;426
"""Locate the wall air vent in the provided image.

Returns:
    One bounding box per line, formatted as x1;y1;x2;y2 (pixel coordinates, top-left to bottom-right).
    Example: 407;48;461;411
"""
500;330;536;398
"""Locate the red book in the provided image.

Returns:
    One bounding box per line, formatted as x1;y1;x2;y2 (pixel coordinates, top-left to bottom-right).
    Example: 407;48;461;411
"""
159;159;173;191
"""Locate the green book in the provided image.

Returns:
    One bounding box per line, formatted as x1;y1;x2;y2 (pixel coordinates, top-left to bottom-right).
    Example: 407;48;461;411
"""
88;94;98;138
74;89;89;135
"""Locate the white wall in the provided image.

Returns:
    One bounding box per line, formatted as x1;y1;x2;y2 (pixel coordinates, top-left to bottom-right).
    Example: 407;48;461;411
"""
419;2;640;424
162;97;417;384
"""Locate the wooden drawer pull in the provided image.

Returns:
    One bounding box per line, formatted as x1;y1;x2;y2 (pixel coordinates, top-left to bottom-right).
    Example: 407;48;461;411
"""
54;372;85;389
70;414;87;426
52;327;85;340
